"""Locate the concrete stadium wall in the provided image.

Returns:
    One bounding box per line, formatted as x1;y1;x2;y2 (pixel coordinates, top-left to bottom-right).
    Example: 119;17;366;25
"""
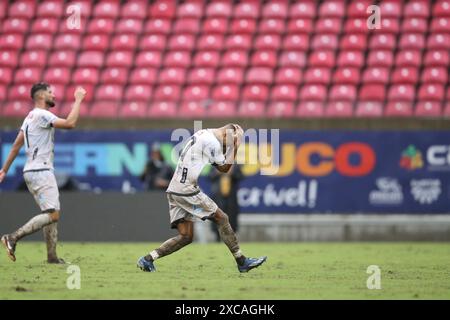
1;192;450;242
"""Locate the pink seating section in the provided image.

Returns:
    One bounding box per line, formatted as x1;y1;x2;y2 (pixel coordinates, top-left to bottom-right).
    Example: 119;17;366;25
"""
1;0;449;118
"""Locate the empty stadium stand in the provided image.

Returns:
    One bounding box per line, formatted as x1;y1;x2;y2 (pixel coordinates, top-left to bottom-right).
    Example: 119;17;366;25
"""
0;0;449;118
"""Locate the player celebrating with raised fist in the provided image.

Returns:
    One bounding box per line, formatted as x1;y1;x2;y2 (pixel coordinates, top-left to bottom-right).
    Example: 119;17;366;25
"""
137;124;267;273
0;83;86;263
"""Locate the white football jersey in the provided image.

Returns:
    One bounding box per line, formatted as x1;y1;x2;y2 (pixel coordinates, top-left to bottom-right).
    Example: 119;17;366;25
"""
167;129;226;195
20;108;59;172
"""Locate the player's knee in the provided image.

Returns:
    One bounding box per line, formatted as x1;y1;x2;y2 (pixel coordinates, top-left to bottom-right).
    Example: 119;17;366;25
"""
48;211;60;222
180;234;193;245
214;209;229;225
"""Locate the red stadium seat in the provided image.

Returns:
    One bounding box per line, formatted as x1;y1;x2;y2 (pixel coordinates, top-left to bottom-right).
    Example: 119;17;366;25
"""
225;34;252;50
207;102;237;118
395;50;422;67
47;51;76;68
168;34;196;51
363;67;390;84
177;2;203;18
415;102;442;117
0;51;18;68
3;101;31;118
251;51;277;68
267;102;294;118
421;67;448;84
379;1;402;18
38;1;64;18
211;85;240;101
115;19;143;34
140;34;166;51
153;85;181;101
237;101;266;118
121;1;148;19
254;35;281;50
120;102;148;118
444;102;450;117
125;85;152;101
308;51;335;68
0;67;12;85
337;50;365;68
135;51;162;68
391;67;419;85
275;68;302;84
262;2;288;19
359;85;386;102
8;84;31;101
234;2;260;19
326;102;354;117
87;18;115;34
148;102;177;118
271;85;297;102
78;51;104;68
96;85;123;101
402;18;428;33
0;1;6;19
217;68;245;84
164;51;191;68
304;68;331;85
385;102;413;117
367;50;394;67
14;68;41;84
230;18;257;34
206;2;233;18
8;0;36;19
32;18;59;34
424;51;449;67
328;85;357;102
379;18;400;34
128;68;156;85
158;68;186;85
93;2;120;19
399;34;425;50
296;102;324;117
433;0;450;17
83;34;109;51
188;68;215;85
179;102;207;118
54;34;81;50
242;85;269;101
110;35;139;52
319;1;345;18
340;34;367;50
3;18;28;33
259;19;285;33
0;34;24;51
404;1;430;18
315;18;342;34
173;18;200;34
287;18;313;33
197;34;224;51
427;34;450;50
26;34;53;51
203;18;228;33
246;68;273;85
333;68;360;85
388;85;415;102
90;102;119;118
182;86;210;101
418;84;445;101
279;51;306;68
300;85;327;101
283;34;310;50
355;102;383;117
101;68;129;85
20;51;47;68
149;1;176;19
44;68;70;85
311;34;338;50
73;68;99;85
144;19;172;34
195;51;221;68
290;2;316;18
370;34;396;50
430;17;450;32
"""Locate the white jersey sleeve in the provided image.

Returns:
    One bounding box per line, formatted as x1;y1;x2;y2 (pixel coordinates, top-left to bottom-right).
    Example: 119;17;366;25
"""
207;141;226;166
39;110;58;128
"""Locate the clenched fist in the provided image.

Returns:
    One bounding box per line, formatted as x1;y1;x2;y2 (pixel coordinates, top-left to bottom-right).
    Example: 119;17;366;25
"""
74;86;87;101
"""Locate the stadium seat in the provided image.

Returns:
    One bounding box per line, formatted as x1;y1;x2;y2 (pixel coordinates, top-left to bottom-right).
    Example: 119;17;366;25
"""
225;34;252;50
87;18;115;34
32;18;59;34
3;101;31;117
399;34;426;50
367;51;394;67
359;85;386;102
173;18;200;34
129;68;157;85
207;102;237;118
415;102;442;117
266;102;294;118
44;68;71;85
148;102;177;118
345;18;367;33
101;68;129;85
93;2;120;19
348;0;372;18
287;18;313;33
254;35;281;50
421;67;448;84
385;102;413;117
140;34;166;51
315;18;342;34
149;1;176;19
300;85;327;101
78;51;104;68
262;2;288;19
8;84;31;101
379;18;400;34
90;102;119;118
275;68;302;85
211;85;240;101
402;18;428;33
238;102;266;118
115;19;143;34
3;18;29;33
206;2;233;18
395;50;422;67
0;67;12;85
230;18;257;34
433;0;450;17
308;51;335;68
427;34;450;50
144;19;172;34
136;51;162;68
259;19;285;33
65;84;94;103
319;1;345;18
337;51;364;68
234;2;260;19
424;51;449;67
388;85;415;102
164;51;191;68
124;85;153;101
418;84;445;101
158;68;186;85
188;68;215;85
153;85;181;101
340;34;367;50
47;51;76;68
168;34;196;51
195;51;221;68
304;68;331;85
251;51;277;68
182;86;209;101
26;34;53;51
20;51;47;68
404;1;430;18
37;1;64;18
328;85;357;102
120;102;148;118
444;102;450;117
177;2;203;18
333;68;360;85
379;1;402;18
246;68;273;85
355;102;383;117
430;17;450;32
203;18;228;33
96;85;123;101
14;68;41;84
59;101;90;118
370;34;396;50
121;1;148;19
290;2;316;18
283;34;310;50
242;85;269;101
197;34;224;51
326;102;354;117
0;51;18;68
83;34;109;51
217;68;245;84
179;102;207;118
296;102;324;117
391;67;419;85
271;85;297;102
279;51;306;68
54;34;81;51
311;34;338;50
8;0;36;19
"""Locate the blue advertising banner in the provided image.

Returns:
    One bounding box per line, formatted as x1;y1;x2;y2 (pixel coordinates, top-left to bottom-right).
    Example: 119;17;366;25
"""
1;129;449;213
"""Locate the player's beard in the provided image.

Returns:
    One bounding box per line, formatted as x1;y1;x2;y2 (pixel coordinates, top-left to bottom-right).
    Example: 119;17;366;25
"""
45;99;56;108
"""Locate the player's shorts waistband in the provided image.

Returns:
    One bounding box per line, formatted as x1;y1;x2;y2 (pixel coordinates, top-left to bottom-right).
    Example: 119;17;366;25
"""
166;190;201;197
23;169;51;173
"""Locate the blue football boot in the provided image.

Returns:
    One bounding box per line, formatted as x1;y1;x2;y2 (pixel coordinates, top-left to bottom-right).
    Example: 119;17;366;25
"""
238;256;267;273
137;256;156;272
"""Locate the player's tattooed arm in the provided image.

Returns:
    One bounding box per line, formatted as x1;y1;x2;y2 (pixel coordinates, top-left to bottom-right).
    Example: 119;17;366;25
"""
0;131;25;183
53;86;86;129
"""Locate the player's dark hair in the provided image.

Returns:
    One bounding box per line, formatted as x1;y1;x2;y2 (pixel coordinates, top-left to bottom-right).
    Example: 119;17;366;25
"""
30;82;50;100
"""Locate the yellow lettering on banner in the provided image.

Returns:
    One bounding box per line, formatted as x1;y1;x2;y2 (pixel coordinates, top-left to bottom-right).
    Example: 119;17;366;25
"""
239;143;260;176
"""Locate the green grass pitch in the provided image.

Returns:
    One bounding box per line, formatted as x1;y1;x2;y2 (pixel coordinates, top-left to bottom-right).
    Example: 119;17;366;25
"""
0;242;449;300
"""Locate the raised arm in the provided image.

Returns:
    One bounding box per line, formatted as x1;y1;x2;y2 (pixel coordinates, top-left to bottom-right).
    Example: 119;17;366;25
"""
0;130;25;183
53;87;86;129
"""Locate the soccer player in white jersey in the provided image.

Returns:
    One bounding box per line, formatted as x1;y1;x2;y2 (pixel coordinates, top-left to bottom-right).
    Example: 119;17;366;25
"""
0;82;86;263
137;124;267;273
